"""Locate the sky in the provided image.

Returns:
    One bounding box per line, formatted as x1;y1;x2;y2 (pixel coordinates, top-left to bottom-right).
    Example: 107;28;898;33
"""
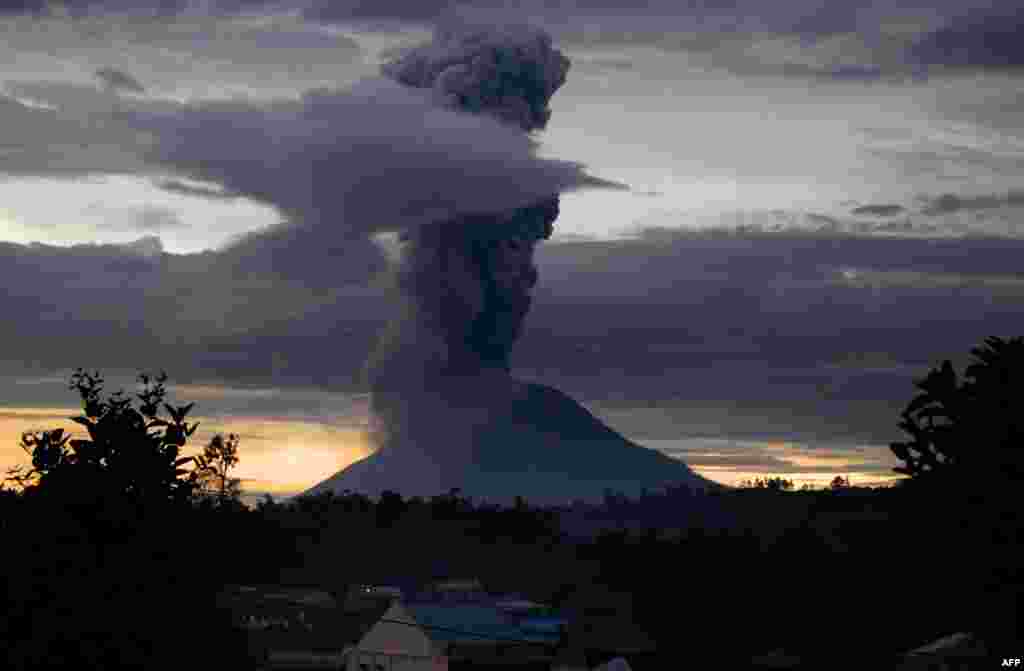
2;0;1023;499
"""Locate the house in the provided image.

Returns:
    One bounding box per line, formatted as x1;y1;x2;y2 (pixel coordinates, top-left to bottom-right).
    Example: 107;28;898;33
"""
346;599;449;671
219;585;447;670
402;599;577;669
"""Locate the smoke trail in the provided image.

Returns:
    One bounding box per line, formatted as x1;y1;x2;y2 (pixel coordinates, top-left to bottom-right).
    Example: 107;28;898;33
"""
364;22;570;467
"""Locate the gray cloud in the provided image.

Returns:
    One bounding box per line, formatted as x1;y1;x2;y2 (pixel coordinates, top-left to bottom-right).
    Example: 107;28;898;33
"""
90;204;188;232
0;89;147;178
0;13;367;109
805;213;842;229
851;204;906;217
920;190;1024;216
95;66;145;93
154;178;239;200
304;0;461;24
573;57;635;73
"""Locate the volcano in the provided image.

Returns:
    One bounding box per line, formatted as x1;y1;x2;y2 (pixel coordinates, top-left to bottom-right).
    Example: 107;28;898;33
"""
304;21;716;505
304;370;714;505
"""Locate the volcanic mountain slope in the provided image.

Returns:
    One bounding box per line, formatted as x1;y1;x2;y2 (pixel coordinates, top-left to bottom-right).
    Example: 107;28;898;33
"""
304;377;716;506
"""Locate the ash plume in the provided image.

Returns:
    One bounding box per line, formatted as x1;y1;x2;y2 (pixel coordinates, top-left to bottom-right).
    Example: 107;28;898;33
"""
364;22;570;464
380;19;570;132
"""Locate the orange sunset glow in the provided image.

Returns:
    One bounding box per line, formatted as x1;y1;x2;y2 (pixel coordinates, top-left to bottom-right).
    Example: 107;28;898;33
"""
1;407;373;496
3;404;905;496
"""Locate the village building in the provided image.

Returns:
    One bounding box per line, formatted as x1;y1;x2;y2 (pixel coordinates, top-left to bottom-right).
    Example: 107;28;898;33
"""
218;579;595;670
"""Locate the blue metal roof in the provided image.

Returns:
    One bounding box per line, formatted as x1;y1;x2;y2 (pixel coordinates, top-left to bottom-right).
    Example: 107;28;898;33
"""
405;604;565;645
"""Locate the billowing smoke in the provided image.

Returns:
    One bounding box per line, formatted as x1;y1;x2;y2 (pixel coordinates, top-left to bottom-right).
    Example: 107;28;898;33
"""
364;21;571;467
380;19;570;132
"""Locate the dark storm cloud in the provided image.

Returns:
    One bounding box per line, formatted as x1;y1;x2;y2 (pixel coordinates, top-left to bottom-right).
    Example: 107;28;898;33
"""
94;67;145;93
852;204;906;217
0;0;282;16
909;8;1024;70
0;234;391;389
0;0;51;14
920;190;1024;216
304;0;463;23
513;228;1024;443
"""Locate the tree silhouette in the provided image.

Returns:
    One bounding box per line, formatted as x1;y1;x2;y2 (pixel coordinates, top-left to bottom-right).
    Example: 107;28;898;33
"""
740;477;794;491
889;337;1024;648
890;336;1024;486
6;369;215;508
198;432;242;505
829;475;851;490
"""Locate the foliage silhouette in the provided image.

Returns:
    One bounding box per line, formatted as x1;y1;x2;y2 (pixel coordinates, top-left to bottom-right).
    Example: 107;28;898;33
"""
890;335;1024;486
198;431;242;506
829;475;851;490
740;476;795;491
6;369;208;509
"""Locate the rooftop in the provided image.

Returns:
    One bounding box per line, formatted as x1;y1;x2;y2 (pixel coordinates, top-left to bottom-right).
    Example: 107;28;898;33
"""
406;603;566;647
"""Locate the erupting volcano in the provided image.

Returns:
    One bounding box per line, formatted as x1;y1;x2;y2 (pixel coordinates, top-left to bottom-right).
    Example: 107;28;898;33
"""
306;19;713;505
